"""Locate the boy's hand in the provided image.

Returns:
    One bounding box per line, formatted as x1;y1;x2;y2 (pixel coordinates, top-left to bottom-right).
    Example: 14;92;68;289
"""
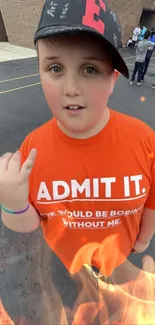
0;149;37;211
132;239;150;254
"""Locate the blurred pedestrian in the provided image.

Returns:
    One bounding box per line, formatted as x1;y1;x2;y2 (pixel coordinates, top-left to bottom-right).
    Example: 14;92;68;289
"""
130;30;154;86
141;30;155;81
126;37;133;51
138;26;147;41
131;24;141;50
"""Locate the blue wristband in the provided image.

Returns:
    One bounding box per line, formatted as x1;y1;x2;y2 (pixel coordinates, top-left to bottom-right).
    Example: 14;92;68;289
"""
0;203;30;215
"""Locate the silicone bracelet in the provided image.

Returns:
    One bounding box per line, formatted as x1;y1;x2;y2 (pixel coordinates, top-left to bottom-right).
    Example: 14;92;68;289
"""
0;203;30;215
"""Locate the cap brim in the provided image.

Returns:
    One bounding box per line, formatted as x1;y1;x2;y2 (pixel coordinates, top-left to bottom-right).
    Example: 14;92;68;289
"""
34;25;129;79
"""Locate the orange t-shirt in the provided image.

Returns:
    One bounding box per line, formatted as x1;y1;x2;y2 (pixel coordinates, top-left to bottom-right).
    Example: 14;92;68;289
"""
19;109;155;277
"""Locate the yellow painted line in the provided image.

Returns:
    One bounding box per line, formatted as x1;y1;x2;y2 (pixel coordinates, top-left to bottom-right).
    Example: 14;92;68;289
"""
0;73;39;84
0;82;41;95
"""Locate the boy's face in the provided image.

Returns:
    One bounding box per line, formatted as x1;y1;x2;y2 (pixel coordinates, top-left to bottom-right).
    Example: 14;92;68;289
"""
38;34;119;138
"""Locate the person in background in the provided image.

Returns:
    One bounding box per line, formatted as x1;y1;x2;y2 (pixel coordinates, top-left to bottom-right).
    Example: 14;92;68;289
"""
130;30;154;86
131;23;141;50
141;30;155;81
138;25;147;41
126;37;133;51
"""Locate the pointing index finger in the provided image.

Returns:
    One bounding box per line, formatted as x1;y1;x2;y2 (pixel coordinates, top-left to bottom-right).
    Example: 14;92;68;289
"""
20;148;37;175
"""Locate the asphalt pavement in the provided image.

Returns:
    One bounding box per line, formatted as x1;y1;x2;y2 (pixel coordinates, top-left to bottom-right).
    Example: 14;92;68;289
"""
0;48;155;324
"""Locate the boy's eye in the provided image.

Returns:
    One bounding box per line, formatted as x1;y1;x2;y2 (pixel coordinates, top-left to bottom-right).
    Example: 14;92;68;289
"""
84;66;98;74
49;65;63;73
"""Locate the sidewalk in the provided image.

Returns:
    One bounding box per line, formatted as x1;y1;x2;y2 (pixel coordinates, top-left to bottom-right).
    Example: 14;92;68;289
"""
0;42;37;62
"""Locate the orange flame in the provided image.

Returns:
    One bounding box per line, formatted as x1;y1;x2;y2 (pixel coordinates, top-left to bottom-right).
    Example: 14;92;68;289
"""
70;252;155;324
0;300;14;325
70;234;120;276
0;300;26;325
3;239;155;324
72;301;104;325
39;240;155;324
136;307;155;325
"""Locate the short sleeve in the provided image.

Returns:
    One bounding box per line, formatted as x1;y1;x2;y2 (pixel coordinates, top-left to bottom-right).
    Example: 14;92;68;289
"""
148;41;154;48
19;136;35;207
145;155;155;210
143;126;155;209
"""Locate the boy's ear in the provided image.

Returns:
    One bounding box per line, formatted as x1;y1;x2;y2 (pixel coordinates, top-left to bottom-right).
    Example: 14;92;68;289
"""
110;70;120;95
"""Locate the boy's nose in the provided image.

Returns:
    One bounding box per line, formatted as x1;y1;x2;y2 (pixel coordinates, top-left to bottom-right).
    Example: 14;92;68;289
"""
63;74;82;97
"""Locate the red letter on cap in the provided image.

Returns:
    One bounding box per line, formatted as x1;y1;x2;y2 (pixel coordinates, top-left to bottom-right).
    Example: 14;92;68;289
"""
82;0;106;34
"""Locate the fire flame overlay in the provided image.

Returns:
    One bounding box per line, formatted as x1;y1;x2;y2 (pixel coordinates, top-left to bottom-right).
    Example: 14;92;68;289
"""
39;241;155;325
0;300;25;325
70;256;155;325
0;244;154;324
0;300;14;325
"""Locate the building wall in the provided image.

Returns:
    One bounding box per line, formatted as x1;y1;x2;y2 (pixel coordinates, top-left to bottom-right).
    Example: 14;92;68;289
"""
108;0;155;42
141;10;155;28
0;10;7;41
1;0;44;48
0;0;7;42
1;0;155;48
108;0;142;42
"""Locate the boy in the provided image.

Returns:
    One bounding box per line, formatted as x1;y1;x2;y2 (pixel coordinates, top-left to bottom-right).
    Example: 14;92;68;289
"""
138;25;147;41
141;30;155;81
131;24;141;50
130;30;154;85
0;0;155;289
126;37;133;51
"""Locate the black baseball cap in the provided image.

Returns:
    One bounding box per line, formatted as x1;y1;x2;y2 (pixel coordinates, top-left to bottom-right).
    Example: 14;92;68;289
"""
34;0;129;79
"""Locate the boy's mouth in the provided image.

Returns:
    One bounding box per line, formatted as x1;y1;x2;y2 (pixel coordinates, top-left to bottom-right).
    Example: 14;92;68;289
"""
64;105;85;110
